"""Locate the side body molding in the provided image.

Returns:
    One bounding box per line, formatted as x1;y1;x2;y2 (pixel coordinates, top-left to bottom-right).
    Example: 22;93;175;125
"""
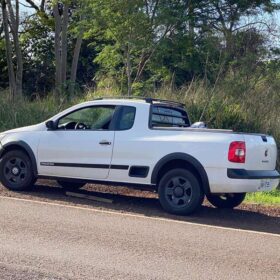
151;152;210;194
0;141;38;176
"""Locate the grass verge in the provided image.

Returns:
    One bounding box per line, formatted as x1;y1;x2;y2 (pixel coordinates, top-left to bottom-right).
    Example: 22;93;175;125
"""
246;190;280;205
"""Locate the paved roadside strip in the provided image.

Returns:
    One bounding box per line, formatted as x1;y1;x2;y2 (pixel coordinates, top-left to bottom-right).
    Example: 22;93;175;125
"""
1;181;280;235
0;196;280;280
1;195;280;237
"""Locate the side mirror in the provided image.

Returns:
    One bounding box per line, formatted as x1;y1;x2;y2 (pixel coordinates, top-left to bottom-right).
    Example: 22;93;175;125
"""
45;120;56;130
191;121;207;128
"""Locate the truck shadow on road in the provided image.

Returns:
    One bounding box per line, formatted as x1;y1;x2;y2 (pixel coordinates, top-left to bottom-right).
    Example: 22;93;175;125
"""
13;181;280;235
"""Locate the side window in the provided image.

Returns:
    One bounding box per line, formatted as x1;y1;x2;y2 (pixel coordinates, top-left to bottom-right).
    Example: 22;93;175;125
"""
58;106;116;130
115;106;136;131
151;106;190;128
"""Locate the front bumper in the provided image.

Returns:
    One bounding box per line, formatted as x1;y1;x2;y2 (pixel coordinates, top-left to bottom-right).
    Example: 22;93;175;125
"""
227;169;280;180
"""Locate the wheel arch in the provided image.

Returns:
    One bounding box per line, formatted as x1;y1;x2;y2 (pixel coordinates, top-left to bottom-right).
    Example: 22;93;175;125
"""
151;153;210;195
0;141;38;176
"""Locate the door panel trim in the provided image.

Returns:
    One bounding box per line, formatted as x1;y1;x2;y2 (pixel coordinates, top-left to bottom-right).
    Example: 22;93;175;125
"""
40;162;129;170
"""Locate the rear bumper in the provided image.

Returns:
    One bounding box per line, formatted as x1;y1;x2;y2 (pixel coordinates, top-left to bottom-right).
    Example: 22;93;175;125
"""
206;167;280;193
227;169;280;180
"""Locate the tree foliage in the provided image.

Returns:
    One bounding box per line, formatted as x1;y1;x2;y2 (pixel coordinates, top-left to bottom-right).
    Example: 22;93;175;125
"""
0;0;279;97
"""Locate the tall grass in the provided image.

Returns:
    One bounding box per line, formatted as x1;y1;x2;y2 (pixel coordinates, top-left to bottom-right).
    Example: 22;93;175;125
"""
0;93;73;131
246;190;280;205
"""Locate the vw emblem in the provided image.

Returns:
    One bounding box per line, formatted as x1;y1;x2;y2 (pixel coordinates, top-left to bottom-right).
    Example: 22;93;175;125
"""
264;149;268;157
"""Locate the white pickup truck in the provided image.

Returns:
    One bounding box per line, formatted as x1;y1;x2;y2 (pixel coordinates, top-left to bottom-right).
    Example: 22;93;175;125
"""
0;98;279;214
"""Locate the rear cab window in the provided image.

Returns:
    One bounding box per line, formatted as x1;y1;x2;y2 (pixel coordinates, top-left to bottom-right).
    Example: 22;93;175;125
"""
150;105;190;128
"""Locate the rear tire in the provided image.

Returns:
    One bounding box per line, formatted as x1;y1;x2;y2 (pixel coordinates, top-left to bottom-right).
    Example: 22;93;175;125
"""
158;168;204;215
206;193;246;209
57;180;85;191
0;150;36;191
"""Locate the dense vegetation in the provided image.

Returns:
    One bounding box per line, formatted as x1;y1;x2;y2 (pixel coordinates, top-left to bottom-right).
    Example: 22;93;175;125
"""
0;0;279;172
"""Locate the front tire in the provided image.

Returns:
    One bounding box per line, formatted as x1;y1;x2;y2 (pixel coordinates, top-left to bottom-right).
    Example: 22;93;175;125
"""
158;168;204;215
0;150;36;191
57;180;85;191
206;193;246;209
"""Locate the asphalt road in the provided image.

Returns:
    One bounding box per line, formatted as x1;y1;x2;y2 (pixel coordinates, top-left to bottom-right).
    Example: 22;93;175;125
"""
0;196;279;280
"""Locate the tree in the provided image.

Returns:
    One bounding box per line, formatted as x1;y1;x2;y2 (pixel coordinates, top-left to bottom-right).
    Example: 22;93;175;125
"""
0;0;48;98
1;0;22;98
21;15;55;95
52;1;70;96
0;0;278;97
1;0;85;97
0;38;9;89
69;2;86;95
87;0;185;95
194;0;279;56
52;1;87;96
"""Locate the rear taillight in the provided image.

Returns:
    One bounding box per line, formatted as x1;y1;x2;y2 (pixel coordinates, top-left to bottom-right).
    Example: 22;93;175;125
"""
228;141;246;163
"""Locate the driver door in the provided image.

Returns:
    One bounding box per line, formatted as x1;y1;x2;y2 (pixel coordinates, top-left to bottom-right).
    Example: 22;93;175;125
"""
38;105;116;180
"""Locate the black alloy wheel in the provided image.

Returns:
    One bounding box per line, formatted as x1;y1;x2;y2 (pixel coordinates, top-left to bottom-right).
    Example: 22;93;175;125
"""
158;168;204;215
0;150;36;191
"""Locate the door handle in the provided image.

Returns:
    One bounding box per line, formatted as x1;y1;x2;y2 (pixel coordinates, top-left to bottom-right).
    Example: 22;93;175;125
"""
99;140;111;145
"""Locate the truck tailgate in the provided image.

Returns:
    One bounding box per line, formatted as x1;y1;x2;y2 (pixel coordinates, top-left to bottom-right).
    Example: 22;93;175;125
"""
244;135;277;171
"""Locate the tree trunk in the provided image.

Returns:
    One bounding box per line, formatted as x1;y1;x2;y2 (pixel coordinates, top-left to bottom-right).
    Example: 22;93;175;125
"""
70;31;83;95
125;45;132;96
14;36;23;97
6;0;23;97
134;51;152;83
60;2;69;85
1;0;16;99
188;0;195;37
12;0;23;96
15;0;22;96
53;3;62;97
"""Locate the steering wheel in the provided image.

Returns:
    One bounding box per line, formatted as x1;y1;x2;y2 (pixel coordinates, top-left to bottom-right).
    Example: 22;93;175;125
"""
75;122;87;130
